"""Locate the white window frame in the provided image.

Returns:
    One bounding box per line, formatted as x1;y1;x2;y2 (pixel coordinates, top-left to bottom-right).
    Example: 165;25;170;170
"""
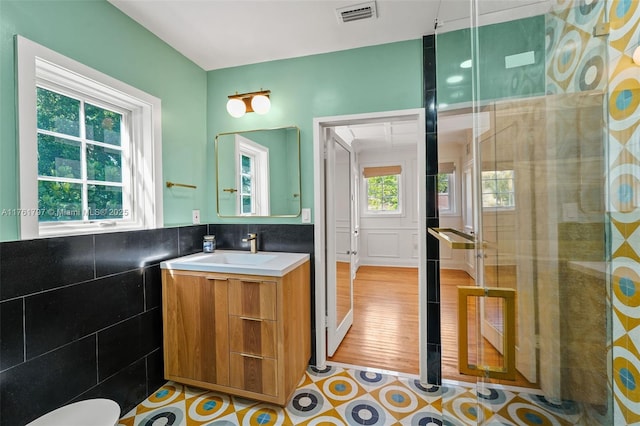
481;169;516;210
235;134;270;216
438;161;457;215
360;162;405;218
16;36;163;238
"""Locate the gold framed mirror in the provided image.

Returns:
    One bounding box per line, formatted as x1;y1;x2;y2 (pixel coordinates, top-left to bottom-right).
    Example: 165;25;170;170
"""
215;126;301;217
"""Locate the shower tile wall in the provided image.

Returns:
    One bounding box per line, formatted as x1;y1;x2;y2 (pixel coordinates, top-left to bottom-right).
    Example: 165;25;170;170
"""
547;0;640;423
608;0;640;422
0;223;314;426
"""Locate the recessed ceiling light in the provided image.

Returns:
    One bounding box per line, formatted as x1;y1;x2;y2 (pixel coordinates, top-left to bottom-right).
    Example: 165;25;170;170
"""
460;59;472;69
446;75;463;84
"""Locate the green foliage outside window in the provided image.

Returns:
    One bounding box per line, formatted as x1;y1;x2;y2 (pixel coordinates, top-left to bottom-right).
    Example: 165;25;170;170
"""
367;174;399;212
37;87;124;221
438;173;451;211
438;174;449;193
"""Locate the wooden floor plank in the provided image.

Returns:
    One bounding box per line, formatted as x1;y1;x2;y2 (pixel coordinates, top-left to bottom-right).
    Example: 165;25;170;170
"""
328;266;537;388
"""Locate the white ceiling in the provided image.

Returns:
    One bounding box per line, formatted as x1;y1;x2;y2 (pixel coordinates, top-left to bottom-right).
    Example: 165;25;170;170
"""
107;0;549;149
108;0;550;71
335;120;418;152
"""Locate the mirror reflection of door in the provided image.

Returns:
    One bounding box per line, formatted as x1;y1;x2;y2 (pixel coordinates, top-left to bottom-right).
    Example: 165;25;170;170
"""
335;142;352;330
326;133;354;356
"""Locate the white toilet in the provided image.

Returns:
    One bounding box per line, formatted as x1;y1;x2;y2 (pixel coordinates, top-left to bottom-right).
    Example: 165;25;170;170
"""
26;399;120;426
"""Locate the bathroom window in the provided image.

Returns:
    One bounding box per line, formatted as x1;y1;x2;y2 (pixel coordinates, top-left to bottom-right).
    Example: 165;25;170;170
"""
16;36;163;238
482;170;515;208
438;162;456;214
362;164;403;215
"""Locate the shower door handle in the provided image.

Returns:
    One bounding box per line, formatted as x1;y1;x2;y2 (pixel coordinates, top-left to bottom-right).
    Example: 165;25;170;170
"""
457;286;516;380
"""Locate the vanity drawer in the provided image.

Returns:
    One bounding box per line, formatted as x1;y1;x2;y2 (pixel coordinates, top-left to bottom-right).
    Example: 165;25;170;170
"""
229;352;277;396
229;316;276;358
228;279;277;320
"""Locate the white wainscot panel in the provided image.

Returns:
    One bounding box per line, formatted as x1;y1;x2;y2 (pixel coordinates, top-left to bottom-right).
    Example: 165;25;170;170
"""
367;232;399;258
412;233;418;258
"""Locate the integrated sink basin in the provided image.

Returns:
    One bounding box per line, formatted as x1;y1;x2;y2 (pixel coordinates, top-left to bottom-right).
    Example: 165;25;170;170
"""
160;250;309;277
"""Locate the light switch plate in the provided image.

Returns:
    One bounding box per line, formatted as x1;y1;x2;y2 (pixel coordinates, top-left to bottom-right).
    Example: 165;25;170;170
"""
192;209;200;224
301;208;311;223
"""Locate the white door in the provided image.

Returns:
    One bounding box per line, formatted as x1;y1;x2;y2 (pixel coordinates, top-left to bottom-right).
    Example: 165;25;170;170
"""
326;132;355;356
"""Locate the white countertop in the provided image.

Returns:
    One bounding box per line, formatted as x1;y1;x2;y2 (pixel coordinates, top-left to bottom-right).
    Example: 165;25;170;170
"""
160;250;310;277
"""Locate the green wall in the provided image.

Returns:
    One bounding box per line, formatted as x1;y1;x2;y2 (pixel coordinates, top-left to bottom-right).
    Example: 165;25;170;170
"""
0;0;208;241
0;0;424;238
206;40;424;224
436;15;545;106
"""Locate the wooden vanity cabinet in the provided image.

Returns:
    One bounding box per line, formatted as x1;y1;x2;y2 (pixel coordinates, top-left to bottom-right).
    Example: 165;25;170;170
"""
161;260;310;405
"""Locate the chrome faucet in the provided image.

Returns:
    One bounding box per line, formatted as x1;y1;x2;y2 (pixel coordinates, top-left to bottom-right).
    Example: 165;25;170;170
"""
242;233;258;253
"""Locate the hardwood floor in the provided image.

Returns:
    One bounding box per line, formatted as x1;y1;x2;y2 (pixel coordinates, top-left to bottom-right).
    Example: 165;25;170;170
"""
328;266;537;389
328;266;420;375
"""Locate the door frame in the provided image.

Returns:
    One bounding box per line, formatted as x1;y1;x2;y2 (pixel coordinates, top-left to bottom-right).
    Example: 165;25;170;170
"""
313;108;427;383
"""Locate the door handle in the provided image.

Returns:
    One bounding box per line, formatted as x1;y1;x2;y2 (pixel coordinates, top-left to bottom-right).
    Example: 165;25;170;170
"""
457;286;516;380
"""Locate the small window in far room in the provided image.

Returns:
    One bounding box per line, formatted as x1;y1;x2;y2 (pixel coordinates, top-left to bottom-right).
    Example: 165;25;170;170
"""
482;170;515;208
438;162;455;214
363;165;402;215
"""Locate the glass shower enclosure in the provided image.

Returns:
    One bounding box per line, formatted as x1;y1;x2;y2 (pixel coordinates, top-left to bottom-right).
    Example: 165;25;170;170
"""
435;0;614;423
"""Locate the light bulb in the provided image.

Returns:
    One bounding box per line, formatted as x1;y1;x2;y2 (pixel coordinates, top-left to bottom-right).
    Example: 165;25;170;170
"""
226;98;246;118
251;95;271;115
633;46;640;65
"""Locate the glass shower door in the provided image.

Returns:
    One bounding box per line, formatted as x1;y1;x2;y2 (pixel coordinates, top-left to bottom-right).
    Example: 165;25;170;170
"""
437;0;612;423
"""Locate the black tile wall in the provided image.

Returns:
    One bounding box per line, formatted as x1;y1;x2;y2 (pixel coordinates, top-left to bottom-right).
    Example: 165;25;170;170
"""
76;357;149;416
97;307;162;381
426;260;439;303
0;335;98;425
146;348;166;395
144;264;163;311
426;343;442;384
94;227;179;277
25;270;145;358
0;235;95;300
209;223;314;254
0;298;24;370
178;224;208;255
0;223;315;426
423;34;442;385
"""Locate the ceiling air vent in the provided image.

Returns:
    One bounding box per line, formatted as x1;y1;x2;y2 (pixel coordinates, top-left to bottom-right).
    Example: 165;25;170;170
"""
336;1;377;23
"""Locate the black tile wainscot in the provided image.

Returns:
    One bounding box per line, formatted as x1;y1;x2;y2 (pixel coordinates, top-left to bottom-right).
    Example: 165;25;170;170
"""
0;225;207;425
0;223;314;426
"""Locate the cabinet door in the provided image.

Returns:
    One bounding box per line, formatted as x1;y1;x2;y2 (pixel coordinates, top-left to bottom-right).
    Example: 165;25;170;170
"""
163;273;229;385
228;279;277;320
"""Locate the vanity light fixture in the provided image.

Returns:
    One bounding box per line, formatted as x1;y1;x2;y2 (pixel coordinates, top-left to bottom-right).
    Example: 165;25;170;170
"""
226;89;271;117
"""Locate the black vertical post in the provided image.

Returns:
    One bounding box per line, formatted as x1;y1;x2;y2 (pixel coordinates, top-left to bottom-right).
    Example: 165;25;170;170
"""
423;34;441;385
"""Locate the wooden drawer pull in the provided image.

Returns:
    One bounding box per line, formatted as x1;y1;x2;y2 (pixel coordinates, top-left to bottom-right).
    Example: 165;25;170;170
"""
240;316;263;322
240;352;264;360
